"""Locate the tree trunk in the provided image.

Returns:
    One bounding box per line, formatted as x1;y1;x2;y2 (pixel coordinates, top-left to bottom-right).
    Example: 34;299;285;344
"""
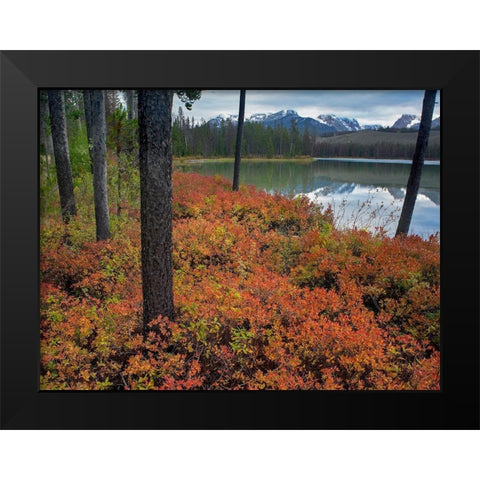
116;121;122;217
83;90;94;174
232;89;246;191
39;93;50;173
73;91;83;132
46;116;54;161
133;90;138;119
138;89;174;331
126;90;135;120
47;90;77;221
83;90;110;241
41;95;55;162
125;90;138;166
395;90;437;236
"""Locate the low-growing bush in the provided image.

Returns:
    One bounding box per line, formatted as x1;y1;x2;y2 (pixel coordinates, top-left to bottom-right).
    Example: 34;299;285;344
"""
40;172;440;390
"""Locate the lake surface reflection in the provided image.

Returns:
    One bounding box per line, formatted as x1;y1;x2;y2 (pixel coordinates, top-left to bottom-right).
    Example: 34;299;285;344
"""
175;158;440;237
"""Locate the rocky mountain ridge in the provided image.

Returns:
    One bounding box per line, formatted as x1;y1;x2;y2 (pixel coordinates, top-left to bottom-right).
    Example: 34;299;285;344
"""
206;110;440;133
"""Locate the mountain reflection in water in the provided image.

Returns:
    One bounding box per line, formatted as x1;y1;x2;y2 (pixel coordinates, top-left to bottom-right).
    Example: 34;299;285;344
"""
175;158;440;237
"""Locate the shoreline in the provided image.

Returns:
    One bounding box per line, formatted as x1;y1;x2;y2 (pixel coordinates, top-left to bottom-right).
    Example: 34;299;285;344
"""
173;156;441;165
314;157;440;165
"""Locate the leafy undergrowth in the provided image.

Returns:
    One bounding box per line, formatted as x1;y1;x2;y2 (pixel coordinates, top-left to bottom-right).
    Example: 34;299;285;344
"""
40;172;440;390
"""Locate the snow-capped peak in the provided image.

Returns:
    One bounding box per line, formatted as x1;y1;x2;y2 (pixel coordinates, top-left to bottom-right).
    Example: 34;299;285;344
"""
248;113;268;122
391;114;420;129
207;113;239;126
265;110;299;122
391;114;440;130
316;114;361;132
207;109;422;134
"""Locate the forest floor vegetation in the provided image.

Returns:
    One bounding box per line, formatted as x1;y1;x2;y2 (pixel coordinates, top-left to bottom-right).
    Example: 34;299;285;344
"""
40;171;440;390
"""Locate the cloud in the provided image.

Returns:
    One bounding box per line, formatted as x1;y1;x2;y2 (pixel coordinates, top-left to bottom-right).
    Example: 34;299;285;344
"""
173;90;440;127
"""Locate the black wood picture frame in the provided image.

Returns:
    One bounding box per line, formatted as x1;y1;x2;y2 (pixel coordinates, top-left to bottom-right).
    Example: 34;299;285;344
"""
1;51;478;429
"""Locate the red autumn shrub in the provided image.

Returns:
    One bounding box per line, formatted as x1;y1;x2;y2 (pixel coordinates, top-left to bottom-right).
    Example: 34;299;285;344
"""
40;172;440;390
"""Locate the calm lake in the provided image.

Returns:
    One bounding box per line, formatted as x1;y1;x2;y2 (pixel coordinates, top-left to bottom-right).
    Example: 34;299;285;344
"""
175;158;440;237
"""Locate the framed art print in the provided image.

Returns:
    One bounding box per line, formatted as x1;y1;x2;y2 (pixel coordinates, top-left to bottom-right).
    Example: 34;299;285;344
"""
1;51;479;429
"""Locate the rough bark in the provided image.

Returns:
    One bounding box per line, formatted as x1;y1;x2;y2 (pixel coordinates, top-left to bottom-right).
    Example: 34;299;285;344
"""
42;95;55;161
395;90;437;236
83;90;94;173
39;93;50;170
83;90;110;241
115;118;122;217
133;90;138;119
138;90;174;331
126;90;135;120
232;89;246;191
83;90;92;134
47;90;77;221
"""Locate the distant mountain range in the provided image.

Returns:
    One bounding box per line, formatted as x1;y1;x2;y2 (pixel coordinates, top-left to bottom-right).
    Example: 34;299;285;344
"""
391;114;441;130
207;110;362;134
206;110;440;134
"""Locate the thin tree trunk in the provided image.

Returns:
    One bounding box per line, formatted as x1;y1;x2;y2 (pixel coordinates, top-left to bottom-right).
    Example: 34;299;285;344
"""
395;90;437;236
84;90;110;241
39;93;50;175
47;90;77;222
74;91;83;132
46;122;54;162
125;90;138;166
42;96;55;163
40;93;50;216
138;89;174;332
116;124;122;217
83;90;94;174
232;89;246;191
133;91;138;119
126;90;135;120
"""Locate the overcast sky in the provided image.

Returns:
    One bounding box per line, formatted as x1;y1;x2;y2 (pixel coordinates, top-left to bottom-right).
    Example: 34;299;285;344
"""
172;90;441;127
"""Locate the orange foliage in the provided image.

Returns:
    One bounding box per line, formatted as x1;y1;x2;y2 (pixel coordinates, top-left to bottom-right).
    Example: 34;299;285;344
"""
40;172;440;390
